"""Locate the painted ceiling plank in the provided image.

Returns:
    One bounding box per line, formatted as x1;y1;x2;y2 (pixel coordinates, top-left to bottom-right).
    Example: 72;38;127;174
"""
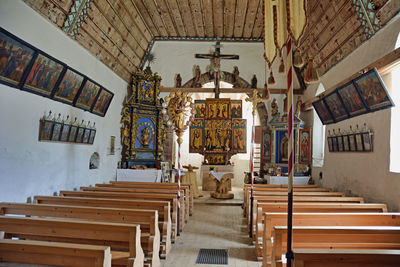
50;0;74;14
166;0;187;37
179;0;197;36
213;0;224;37
132;0;161;36
242;0;259;38
376;0;400;26
223;0;236;38
203;0;214;37
123;0;154;41
189;0;205;37
24;0;67;27
251;0;264;39
142;0;170;36
233;0;248;38
156;0;179;37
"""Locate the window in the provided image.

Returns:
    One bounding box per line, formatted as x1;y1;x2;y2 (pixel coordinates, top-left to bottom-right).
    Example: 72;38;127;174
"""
312;83;326;167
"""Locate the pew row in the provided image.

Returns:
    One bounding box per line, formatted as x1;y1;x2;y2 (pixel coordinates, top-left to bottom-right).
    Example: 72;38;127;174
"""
34;195;172;257
270;226;400;267
0;216;144;267
0;239;111;267
0;202;160;267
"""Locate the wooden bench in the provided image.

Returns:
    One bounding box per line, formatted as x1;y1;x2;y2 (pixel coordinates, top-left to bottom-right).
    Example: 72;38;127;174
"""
0;215;144;267
261;212;400;264
0;239;111;267
34;195;172;257
253;202;388;260
0;202;160;267
59;190;180;242
270;226;400;267
292;249;400;267
106;181;194;216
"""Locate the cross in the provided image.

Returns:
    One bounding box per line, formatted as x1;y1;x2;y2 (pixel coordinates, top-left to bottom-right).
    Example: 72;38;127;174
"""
245;89;263;115
195;41;239;98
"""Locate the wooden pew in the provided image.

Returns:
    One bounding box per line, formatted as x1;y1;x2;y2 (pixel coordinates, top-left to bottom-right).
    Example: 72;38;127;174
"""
0;216;144;267
262;213;400;264
78;187;186;231
270;226;400;267
0;239;111;267
0;202;160;267
34;195;172;257
254;202;388;260
292;249;400;267
107;181;194;216
59;190;180;242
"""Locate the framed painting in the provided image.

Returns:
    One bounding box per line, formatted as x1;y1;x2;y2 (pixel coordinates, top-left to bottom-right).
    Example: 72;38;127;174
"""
327;137;333;152
331;136;338;152
261;130;272;163
92;88;114;116
312;99;334;124
51;122;62;141
324;91;348;122
354;68;394;111
205;98;230;119
189;119;203;153
337;135;344;152
88;129;96;144
362;132;372;152
38;120;53;141
68;125;78;142
205;153;227;165
23;52;64;97
355;133;364;152
59;124;71;142
299;129;311;164
204;119;232;152
82;128;91;144
349;134;357;152
53;68;84;104
343;135;350;152
231;100;242;118
232;119;246;153
0;28;36;87
75;79;101;111
194;100;206;118
337;82;368;117
75;127;85;143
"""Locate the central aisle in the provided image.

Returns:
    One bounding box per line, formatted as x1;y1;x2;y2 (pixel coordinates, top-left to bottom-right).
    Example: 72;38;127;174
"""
163;189;262;267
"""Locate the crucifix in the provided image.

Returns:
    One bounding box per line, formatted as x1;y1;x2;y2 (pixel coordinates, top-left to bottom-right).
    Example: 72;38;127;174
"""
195;41;239;98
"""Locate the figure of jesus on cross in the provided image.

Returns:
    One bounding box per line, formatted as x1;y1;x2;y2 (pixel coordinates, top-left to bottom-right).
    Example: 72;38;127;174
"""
195;41;239;98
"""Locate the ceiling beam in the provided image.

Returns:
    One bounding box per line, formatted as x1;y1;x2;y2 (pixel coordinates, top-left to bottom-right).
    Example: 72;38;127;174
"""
160;87;303;94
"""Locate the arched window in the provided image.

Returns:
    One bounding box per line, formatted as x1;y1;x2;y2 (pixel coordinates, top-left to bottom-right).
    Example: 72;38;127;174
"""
390;33;400;173
312;83;326;167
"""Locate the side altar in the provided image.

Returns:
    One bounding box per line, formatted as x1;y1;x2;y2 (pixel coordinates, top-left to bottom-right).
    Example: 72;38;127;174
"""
120;69;164;168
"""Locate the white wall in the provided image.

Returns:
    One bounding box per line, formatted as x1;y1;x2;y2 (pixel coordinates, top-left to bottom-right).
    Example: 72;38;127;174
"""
0;0;125;202
303;14;400;211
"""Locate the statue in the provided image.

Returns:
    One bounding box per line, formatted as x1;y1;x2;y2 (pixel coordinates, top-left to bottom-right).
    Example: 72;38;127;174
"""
176;73;182;88
251;74;257;88
271;98;278;116
182;164;202;198
193;65;202;87
295;96;302;118
232;66;240;88
140;126;151;148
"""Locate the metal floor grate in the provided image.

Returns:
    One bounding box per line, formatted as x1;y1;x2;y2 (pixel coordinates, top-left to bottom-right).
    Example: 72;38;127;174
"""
196;248;228;265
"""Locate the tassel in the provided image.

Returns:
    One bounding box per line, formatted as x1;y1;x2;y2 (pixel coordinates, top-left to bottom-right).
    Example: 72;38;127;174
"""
278;58;285;73
268;70;276;85
294;49;304;68
263;83;270;100
304;55;319;84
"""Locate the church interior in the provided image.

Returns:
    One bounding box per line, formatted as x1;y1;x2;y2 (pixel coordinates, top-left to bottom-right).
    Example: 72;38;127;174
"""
1;0;400;266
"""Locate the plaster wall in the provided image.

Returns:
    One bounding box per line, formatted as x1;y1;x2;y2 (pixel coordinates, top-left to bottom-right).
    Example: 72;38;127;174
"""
303;14;400;211
0;0;125;202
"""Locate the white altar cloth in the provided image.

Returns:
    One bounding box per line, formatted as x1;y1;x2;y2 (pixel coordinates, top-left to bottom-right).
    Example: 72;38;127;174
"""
266;175;310;185
210;171;233;181
116;169;162;182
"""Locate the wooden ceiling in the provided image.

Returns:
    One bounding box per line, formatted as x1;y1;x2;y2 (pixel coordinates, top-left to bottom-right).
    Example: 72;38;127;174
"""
24;0;399;84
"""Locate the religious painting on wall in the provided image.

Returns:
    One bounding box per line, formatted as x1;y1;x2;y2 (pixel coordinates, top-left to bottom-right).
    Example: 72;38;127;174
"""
337;82;367;117
327;137;333;152
204;119;232;152
38;120;53;141
349;134;356;151
353;68;394;112
205;153;227;165
337;135;344;152
135;117;156;151
139;80;155;103
206;98;230;119
59;124;70;142
331;136;338;152
312;99;334;124
355;133;364;151
231;100;242;118
88;129;96;145
75;79;101;111
68;125;78;142
194;100;206;118
76;127;85;143
276;130;290;162
23;53;64;96
82;128;91;144
261;130;272;163
343;135;350;152
324;92;348;122
189;119;203;153
53;68;84;104
92;88;113;116
0;28;35;87
232;119;246;153
299;129;311;164
51;122;62;141
362;132;372;152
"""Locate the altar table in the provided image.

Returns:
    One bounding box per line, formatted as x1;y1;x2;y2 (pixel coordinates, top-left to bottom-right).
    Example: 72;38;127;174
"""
266;175;310;185
116;169;162;182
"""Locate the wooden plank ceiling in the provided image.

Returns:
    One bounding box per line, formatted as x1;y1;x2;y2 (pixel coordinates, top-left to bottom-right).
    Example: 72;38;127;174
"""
23;0;399;84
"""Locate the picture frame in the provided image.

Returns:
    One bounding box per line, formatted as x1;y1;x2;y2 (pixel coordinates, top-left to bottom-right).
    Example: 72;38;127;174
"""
92;88;114;116
51;122;62;141
38;119;54;141
355;133;364;152
312;99;334;124
82;128;91;144
53;67;84;104
327;137;333;152
337;82;368;117
232;119;246;153
262;130;272;163
75;127;85;143
23;52;65;97
68;125;78;142
323;91;348;122
337;135;344;152
194;100;206;118
331;136;338;152
362;132;372;152
231;100;242;118
204;153;227;165
349;134;357;152
75;78;101;111
189;119;204;153
353;68;394;112
343;135;350;152
0;27;36;88
299;129;311;164
205;98;230;119
88;129;96;144
59;124;71;142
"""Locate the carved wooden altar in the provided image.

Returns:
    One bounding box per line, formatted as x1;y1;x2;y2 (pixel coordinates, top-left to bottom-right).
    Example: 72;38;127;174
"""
120;69;164;168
